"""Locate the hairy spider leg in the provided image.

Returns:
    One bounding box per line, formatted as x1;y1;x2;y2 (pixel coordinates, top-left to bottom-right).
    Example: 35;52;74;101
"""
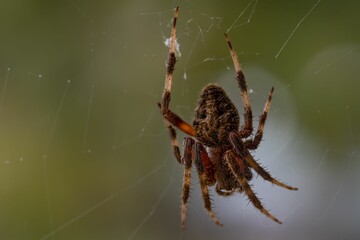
229;132;298;191
181;139;221;228
180;138;194;228
245;87;274;149
159;7;195;137
194;142;223;226
164;6;178;93
157;110;182;163
224;33;253;138
225;150;282;224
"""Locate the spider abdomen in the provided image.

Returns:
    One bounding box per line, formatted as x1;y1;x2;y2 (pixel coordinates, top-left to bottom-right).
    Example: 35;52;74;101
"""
193;84;239;147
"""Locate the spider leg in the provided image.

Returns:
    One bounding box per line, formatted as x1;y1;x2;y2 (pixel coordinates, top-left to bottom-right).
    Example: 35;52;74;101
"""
159;114;182;163
244;87;274;150
224;33;253;138
194;142;223;226
180;138;195;228
159;7;195;137
225;150;282;224
164;6;179;94
229;132;298;190
157;103;188;164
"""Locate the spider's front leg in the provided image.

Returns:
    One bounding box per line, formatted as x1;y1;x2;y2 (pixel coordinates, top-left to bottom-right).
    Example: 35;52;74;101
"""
225;33;275;149
224;33;253;138
159;7;195;137
244;87;274;150
158;7;195;164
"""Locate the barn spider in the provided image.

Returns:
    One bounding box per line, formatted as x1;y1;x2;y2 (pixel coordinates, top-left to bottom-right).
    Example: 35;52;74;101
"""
158;7;298;228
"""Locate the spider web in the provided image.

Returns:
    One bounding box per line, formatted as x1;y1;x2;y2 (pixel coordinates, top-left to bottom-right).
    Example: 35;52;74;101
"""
0;1;359;239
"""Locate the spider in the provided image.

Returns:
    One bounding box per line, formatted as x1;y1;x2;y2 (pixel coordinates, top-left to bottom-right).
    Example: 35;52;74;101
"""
158;7;298;228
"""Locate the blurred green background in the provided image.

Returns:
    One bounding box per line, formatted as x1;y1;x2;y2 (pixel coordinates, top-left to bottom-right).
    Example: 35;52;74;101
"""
0;0;359;239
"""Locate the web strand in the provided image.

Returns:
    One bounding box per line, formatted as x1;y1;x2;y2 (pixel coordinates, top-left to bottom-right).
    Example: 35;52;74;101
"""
275;0;321;59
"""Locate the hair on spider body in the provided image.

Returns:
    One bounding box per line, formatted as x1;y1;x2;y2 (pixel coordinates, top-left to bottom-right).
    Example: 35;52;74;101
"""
159;6;298;228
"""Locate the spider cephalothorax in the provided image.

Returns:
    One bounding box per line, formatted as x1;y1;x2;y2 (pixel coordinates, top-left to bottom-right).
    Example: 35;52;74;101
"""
158;7;298;228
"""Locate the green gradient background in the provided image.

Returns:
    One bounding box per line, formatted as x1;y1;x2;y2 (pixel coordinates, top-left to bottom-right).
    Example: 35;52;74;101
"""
0;1;359;239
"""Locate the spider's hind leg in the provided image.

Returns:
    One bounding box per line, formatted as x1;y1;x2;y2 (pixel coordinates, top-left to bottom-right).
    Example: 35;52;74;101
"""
194;142;223;226
180;137;195;228
229;132;298;191
225;150;282;224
